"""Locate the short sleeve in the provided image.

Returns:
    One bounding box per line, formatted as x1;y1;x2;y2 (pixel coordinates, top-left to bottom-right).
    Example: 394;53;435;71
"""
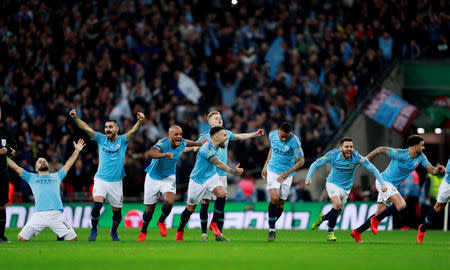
200;145;216;162
56;169;67;182
153;139;165;152
269;130;276;142
420;154;431;168
293;137;304;158
120;134;130;144
387;148;402;160
21;170;33;183
93;132;105;143
227;130;235;141
179;139;187;152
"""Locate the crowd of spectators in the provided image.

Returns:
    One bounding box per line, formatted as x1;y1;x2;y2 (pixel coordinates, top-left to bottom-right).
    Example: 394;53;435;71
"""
1;0;449;202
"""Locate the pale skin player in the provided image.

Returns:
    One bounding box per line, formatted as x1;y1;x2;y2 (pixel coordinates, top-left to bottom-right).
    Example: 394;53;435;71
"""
69;109;144;211
198;111;263;241
351;135;445;243
7;139;86;241
366;144;443;219
176;127;244;241
69;109;144;241
305;142;388;216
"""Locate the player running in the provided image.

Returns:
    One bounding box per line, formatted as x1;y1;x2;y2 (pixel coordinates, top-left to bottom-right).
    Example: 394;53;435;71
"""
137;125;207;241
197;111;264;241
351;135;445;243
176;126;243;241
7;139;86;241
261;122;305;242
416;158;449;244
70;109;144;241
306;137;387;242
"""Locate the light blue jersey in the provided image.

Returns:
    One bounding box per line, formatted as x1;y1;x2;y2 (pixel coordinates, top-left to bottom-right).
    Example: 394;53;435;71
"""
306;149;385;190
445;159;450;184
197;129;235;176
267;130;304;176
190;141;219;184
145;138;186;180
21;169;66;212
381;148;430;188
93;132;129;182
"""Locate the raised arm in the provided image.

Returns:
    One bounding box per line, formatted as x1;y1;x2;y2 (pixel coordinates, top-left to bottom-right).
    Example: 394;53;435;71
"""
261;148;272;179
210;156;243;176
277;156;305;182
366;146;389;161
6;157;23;177
69;109;95;138
126;112;145;141
62;139;86;174
233;129;265;141
425;164;446;175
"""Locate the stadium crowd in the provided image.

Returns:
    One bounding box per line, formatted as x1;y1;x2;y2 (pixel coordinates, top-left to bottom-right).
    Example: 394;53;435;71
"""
0;0;449;202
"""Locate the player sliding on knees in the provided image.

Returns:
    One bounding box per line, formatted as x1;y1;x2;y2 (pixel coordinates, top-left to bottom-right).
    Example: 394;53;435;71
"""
416;158;449;244
351;135;445;243
137;125;207;241
7;139;86;241
70;109;144;241
261;122;305;242
176;126;243;241
306;137;387;242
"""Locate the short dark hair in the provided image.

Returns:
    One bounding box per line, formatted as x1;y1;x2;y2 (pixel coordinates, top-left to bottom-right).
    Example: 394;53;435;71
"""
340;137;353;145
280;122;292;133
210;126;225;137
407;135;423;147
105;119;119;126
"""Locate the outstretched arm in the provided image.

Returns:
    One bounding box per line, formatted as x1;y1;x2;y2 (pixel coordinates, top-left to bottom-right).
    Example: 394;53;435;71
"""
233;129;265;141
126;112;145;141
184;146;200;153
360;158;387;191
210;157;243;176
425;164;446;175
277;156;305;182
261;148;272;179
146;147;173;159
305;156;330;185
366;146;389;161
69;109;95;138
186;138;207;147
6;158;23;177
62;139;86;174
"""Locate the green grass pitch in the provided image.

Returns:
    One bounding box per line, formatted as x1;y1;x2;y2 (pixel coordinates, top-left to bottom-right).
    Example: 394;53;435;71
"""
1;228;449;270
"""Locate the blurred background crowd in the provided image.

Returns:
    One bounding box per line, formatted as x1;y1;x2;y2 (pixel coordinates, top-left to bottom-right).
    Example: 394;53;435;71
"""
0;0;449;229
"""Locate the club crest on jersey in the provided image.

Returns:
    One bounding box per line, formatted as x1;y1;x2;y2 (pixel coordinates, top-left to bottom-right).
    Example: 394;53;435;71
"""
348;164;354;167
284;145;289;151
116;144;120;149
414;161;418;166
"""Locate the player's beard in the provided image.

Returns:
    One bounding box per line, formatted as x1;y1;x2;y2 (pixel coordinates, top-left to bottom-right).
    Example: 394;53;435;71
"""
219;141;226;148
39;165;49;172
342;150;352;159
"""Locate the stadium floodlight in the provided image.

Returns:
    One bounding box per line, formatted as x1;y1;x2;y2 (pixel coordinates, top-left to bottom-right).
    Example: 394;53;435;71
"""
417;128;425;134
231;0;238;5
435;128;442;134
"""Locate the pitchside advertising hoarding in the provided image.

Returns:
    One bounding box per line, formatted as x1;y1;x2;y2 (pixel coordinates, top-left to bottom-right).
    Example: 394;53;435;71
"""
5;202;393;231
